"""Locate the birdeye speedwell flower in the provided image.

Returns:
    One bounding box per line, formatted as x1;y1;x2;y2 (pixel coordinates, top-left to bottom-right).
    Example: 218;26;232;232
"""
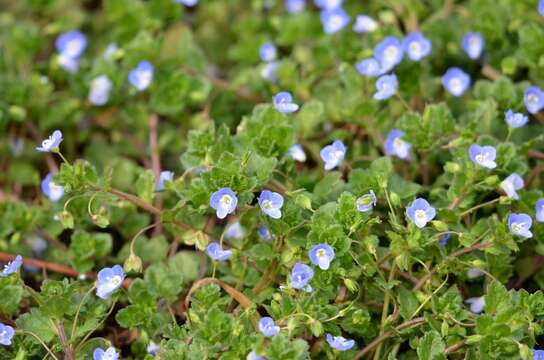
326;333;355;351
524;86;544;114
500;173;524;200
374;36;403;73
373;74;398;100
93;346;119;360
96;265;125;299
536;198;544;223
36;130;63;152
224;221;245;240
465;296;485;314
258;190;284;219
508;213;533;238
402;32;432;61
353;14;377;33
0;323;14;346
406;198;436;228
88;75;113;106
290;262;314;292
320;7;350;34
129;61;154;91
320;140;346;170
504;109;528;128
384;129;411;160
285;0;305;14
210;187;238;219
1;255;22;277
274;91;299;113
41;173;65;201
259;317;280;337
207;242;233;261
462;32;484;60
355;58;381;77
288;144;306;162
442;67;470;96
155;170;174;192
309;244;335;270
469;144;497;169
259;42;277;62
356;190;377;212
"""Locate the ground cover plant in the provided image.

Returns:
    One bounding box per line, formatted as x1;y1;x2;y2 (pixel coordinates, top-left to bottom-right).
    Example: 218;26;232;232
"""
3;0;544;359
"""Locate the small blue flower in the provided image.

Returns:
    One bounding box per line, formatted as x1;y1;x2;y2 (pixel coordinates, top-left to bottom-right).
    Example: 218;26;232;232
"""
58;53;80;73
261;61;280;82
356;190;377;212
534;349;544;360
210;187;238;219
290;262;314;292
1;255;22;277
155;171;174;192
258;226;273;241
355;58;381;77
320;140;346;170
147;341;159;356
439;233;450;246
467;268;484;279
320;7;350;34
373;74;398;100
540;0;544;16
406;198;436;228
288;144;306;162
374;36;404;73
274;92;299;113
504;109;529;128
314;0;342;9
206;242;233;261
462;32;484;60
402;32;432;61
128;61;154;91
259;43;277;62
500;173;524;200
30;236;48;255
325;333;355;351
103;43;118;60
469;144;497;169
536;198;544;223
442;67;471;96
508;213;533;238
0;323;14;346
259;317;280;337
258;190;284;219
524;86;544;114
285;0;305;14
55;30;87;59
88;75;113;106
36;130;63;152
353;14;377;33
96;265;125;299
41;173;65;201
176;0;198;6
465;296;485;314
384;129;411;160
309;244;335;270
225;221;245;240
93;347;119;360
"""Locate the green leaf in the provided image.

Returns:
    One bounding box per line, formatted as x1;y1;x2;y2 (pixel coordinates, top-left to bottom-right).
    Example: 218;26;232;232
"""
416;330;446;360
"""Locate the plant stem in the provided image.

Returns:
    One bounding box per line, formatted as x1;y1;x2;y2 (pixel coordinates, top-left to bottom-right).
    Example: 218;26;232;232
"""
459;197;500;217
373;263;396;360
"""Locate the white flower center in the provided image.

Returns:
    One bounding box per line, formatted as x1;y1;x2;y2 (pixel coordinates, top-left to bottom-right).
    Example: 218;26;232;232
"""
449;78;462;93
409;41;421;57
49;182;64;199
42;138;53;148
385;46;398;60
262;199;272;210
528;93;537;104
414;209;426;221
66;41;82;56
220;195;232;206
107;275;122;287
511;222;524;232
329;15;343;29
317;249;326;258
0;330;6;341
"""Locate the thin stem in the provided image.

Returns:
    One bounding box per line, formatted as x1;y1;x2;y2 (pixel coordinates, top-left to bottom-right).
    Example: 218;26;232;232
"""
459;197;500;217
54;150;70;165
17;330;59;360
71;285;96;340
75;300;117;353
374;263;396;360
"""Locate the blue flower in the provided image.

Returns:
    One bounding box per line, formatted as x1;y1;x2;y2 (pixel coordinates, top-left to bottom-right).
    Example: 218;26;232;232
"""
325;333;355;351
314;0;342;9
467;268;484;279
128;61;154;91
36;130;63;152
96;265;125;299
1;255;22;277
247;351;266;360
540;0;544;16
374;36;404;73
259;43;277;62
290;262;314;292
462;32;484;60
88;75;113;106
58;54;80;73
439;233;450;246
258;226;273;241
534;349;544;360
508;213;533;238
176;0;198;5
274;92;299;113
288;144;306;162
261;61;280;82
41;173;65;201
320;7;350;34
258;190;284;219
356;190;377;212
0;323;14;346
155;171;174;192
465;296;485;314
320;140;346;170
259;317;280;337
524;86;544;114
353;14;377;33
402;32;432;61
210;187;238;219
442;67;471;96
373;74;398;100
55;30;87;59
384;129;411;160
536;198;544;223
500;173;524;200
93;347;119;360
355;58;381;77
146;341;159;356
504;109;529;128
309;244;335;270
406;198;436;228
225;221;245;240
30;236;48;255
469;144;497;169
285;0;305;14
103;43;118;60
206;242;233;261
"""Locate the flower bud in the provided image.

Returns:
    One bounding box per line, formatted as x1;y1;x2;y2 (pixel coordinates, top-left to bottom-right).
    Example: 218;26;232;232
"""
124;253;143;274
